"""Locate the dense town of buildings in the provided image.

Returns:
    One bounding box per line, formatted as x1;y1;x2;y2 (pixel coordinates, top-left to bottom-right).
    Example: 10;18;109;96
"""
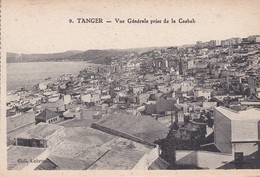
6;35;260;170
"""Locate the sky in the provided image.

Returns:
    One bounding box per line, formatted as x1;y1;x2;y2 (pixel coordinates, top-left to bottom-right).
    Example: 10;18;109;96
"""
3;0;260;53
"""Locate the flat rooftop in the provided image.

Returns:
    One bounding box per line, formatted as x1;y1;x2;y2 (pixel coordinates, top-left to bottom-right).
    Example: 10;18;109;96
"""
7;112;35;132
7;146;46;170
10;113;159;170
94;114;169;143
60;118;98;127
215;106;260;122
41;126;153;170
238;108;260;121
16;123;64;139
88;137;152;170
46;127;115;169
241;101;260;105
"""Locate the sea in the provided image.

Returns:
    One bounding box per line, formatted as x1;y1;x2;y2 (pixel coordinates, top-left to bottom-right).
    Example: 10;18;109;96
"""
7;62;95;91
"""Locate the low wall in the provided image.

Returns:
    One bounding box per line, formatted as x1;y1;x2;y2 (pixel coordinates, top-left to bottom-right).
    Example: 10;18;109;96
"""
46;127;66;151
91;123;156;147
132;145;160;169
7;123;35;145
175;150;233;169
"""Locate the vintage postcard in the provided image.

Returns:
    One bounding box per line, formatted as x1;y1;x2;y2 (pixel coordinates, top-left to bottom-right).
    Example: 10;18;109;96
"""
1;0;260;176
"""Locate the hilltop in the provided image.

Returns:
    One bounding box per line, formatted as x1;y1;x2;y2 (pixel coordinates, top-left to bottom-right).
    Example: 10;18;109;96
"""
7;47;167;64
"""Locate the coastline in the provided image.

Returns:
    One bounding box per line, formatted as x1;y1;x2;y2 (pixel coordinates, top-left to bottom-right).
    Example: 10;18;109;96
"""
7;61;99;92
6;60;96;64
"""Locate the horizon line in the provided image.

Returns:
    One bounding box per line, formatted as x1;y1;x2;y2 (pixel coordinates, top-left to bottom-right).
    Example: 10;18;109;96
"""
7;34;259;55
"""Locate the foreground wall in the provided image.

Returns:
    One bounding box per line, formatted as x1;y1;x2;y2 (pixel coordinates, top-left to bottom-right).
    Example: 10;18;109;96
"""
175;150;233;169
132;145;160;169
214;109;232;154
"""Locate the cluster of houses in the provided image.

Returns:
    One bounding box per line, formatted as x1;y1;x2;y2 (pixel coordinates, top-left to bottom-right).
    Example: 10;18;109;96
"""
6;34;260;170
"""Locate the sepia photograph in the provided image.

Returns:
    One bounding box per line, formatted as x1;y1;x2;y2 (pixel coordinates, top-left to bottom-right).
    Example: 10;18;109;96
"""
1;0;260;176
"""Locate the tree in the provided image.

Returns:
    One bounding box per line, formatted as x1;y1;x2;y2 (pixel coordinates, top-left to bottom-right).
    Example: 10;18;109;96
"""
207;116;214;128
154;128;177;165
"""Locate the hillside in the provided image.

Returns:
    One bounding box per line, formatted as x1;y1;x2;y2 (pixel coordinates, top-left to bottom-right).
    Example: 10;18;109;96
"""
6;50;83;63
7;46;169;64
71;49;137;64
6;49;137;64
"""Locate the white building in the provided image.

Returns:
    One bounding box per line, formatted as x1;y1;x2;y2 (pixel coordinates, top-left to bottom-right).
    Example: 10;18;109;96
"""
38;82;48;90
7;94;20;103
194;90;211;100
255;88;260;98
81;94;92;103
214;107;260;156
63;95;72;105
187;60;195;69
181;81;194;92
256;36;260;43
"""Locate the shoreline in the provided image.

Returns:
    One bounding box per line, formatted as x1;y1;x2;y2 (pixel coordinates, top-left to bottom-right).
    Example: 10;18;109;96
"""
6;60;99;64
7;61;100;92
